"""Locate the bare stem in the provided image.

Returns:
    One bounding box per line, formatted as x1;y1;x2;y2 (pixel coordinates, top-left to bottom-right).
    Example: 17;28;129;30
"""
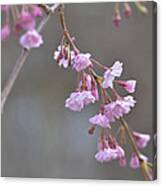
1;4;61;113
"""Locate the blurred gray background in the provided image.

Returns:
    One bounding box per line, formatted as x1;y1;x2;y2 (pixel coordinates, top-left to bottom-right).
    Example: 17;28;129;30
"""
1;2;155;180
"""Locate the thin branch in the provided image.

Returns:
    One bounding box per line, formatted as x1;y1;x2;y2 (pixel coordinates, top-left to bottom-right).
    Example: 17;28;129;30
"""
1;4;61;113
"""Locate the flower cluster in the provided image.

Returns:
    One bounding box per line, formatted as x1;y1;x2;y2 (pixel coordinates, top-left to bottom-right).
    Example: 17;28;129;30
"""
95;136;126;166
53;37;151;171
1;3;152;180
1;4;44;49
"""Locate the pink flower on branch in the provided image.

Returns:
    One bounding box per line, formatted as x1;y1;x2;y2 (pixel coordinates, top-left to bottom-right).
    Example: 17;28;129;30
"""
133;131;150;149
73;53;92;72
32;6;43;17
78;74;99;101
1;24;11;41
117;80;136;93
1;5;43;41
20;30;43;49
54;45;75;68
18;10;36;30
89;113;111;128
65;91;96;112
102;61;123;88
130;153;148;169
95;136;125;164
104;95;136;120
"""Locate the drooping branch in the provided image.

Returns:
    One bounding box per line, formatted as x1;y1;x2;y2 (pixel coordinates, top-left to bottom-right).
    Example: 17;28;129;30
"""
1;3;61;113
57;5;152;180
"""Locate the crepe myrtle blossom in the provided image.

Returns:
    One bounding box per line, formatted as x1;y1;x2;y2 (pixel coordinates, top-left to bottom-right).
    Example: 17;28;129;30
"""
133;131;150;149
78;74;99;101
65;91;96;112
95;136;125;165
1;25;11;41
54;45;75;68
20;30;43;49
73;53;92;72
89;113;111;128
130;153;148;169
117;80;136;93
102;61;123;88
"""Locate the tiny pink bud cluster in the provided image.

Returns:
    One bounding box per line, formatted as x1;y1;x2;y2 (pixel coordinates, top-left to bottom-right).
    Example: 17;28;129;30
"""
113;3;132;28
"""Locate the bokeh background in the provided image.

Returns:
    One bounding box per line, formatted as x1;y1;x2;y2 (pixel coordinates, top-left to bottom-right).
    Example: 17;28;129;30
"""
1;2;156;180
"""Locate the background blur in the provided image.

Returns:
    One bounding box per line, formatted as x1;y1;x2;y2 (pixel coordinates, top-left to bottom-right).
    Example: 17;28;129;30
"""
1;2;155;180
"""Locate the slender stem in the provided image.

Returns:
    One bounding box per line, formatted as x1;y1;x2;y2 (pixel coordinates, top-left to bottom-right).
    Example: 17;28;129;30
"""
91;58;107;70
59;6;80;54
1;4;61;113
120;117;140;158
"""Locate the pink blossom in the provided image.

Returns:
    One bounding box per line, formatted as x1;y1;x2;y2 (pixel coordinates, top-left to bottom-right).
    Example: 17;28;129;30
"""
112;100;127;118
95;137;125;163
114;96;136;118
110;61;123;77
95;149;110;163
85;75;99;100
124;3;132;17
104;103;116;122
54;46;75;68
119;157;127;167
20;30;43;49
91;85;99;101
113;14;121;28
18;10;36;30
85;74;92;90
65;91;96;112
118;80;136;93
102;69;115;88
89;113;111;128
1;24;10;41
73;53;92;72
78;74;92;90
130;153;148;169
115;146;125;158
78;74;99;101
95;146;125;163
133;131;150;148
32;6;42;17
123;95;136;108
104;96;136;120
82;91;96;106
102;61;123;88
